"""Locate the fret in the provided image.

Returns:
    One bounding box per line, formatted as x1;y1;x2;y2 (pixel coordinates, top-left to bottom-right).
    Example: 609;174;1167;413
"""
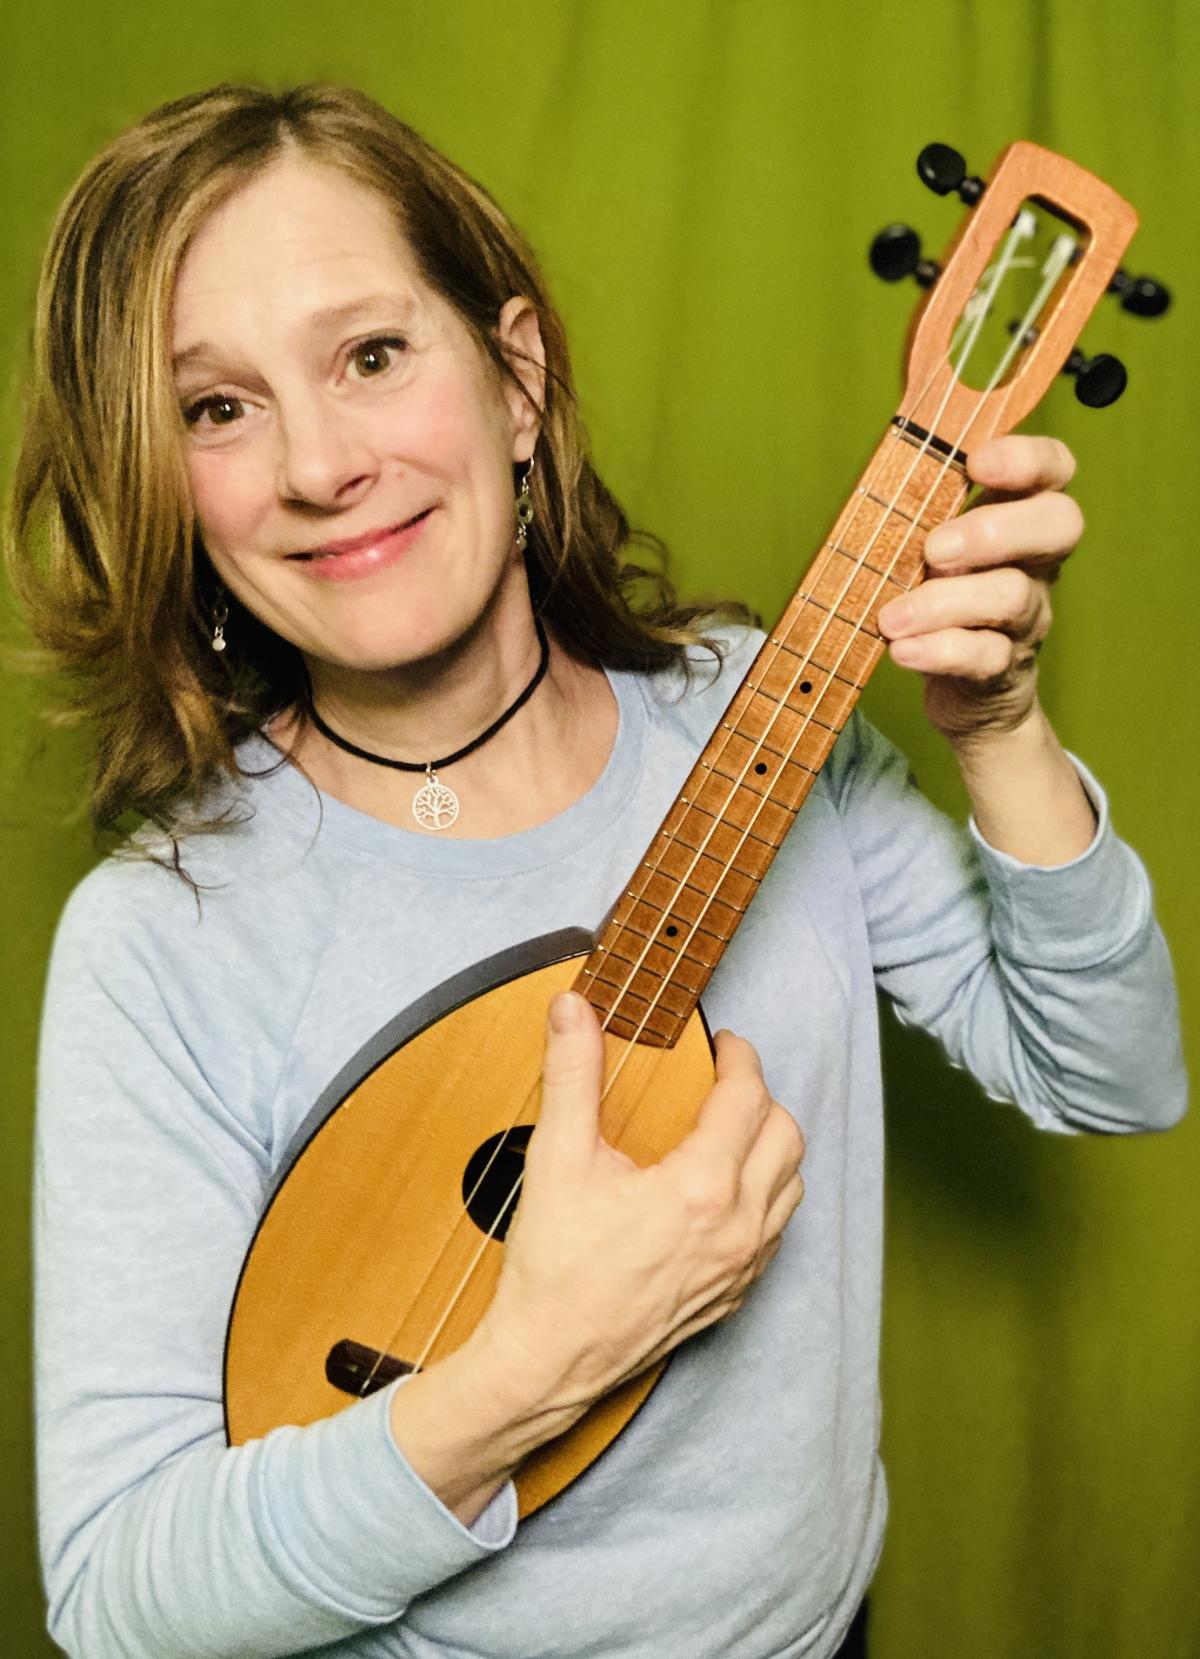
783;607;886;682
859;488;925;529
586;995;679;1046
747;645;840;717
705;725;836;788
766;632;816;661
663;795;786;853
653;816;763;882
600;921;719;980
807;549;909;634
700;739;829;796
686;784;800;844
600;1009;678;1048
635;873;745;936
581;421;970;1047
728;681;831;752
588;968;697;1022
660;786;793;842
697;747;814;797
828;513;926;574
640;861;758;917
801;589;886;642
624;895;736;948
594;940;707;997
737;658;859;729
690;770;811;837
593;979;694;1031
599;937;710;994
872;431;968;522
736;679;827;740
619;891;735;946
862;438;967;524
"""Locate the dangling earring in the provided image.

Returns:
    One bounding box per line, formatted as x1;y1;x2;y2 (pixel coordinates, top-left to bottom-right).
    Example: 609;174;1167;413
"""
514;456;535;550
210;593;229;653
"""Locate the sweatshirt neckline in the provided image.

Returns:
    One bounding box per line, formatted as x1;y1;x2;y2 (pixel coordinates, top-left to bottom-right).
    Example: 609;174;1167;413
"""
235;664;650;877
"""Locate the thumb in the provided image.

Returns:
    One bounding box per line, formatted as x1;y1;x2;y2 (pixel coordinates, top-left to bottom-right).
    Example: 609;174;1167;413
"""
535;991;606;1169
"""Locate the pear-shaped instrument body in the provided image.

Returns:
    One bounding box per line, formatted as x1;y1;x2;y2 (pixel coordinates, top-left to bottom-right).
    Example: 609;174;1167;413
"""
224;935;717;1517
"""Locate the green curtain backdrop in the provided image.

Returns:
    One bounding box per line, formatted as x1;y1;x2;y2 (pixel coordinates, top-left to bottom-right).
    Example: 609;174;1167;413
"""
2;2;1196;1654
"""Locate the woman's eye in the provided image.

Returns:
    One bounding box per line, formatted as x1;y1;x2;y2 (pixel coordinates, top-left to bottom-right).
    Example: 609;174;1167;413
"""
185;394;244;429
350;336;407;378
179;337;407;431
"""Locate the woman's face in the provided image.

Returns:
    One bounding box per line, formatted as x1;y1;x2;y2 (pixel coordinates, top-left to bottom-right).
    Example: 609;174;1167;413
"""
171;154;541;673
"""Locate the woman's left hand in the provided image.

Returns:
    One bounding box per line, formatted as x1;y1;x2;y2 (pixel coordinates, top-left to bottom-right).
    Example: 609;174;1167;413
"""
876;434;1084;745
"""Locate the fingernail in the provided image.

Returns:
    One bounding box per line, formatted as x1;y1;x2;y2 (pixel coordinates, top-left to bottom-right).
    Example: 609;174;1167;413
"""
878;599;912;634
549;992;585;1033
926;525;963;563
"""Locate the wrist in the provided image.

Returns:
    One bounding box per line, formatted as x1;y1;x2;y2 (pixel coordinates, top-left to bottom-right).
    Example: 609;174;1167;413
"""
944;697;1047;768
947;703;1097;866
387;1319;583;1526
465;1307;590;1435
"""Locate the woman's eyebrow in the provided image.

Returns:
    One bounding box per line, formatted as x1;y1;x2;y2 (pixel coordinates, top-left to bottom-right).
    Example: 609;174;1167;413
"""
172;291;419;373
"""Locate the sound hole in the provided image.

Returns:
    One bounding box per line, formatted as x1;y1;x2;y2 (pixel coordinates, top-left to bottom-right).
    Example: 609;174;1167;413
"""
462;1125;534;1240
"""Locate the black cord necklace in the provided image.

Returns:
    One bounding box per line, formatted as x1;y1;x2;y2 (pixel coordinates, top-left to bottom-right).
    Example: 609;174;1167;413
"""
301;616;551;831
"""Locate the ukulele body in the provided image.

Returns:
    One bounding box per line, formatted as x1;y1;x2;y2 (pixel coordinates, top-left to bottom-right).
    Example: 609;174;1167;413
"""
223;930;717;1517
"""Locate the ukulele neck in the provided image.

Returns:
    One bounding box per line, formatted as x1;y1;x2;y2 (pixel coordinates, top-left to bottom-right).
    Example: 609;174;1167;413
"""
577;419;969;1046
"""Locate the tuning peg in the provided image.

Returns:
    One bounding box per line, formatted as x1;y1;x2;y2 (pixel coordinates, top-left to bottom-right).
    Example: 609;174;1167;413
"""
1062;350;1128;407
1107;269;1172;317
917;143;986;205
869;224;940;288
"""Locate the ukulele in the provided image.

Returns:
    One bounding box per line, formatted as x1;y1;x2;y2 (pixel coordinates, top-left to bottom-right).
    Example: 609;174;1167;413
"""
224;141;1167;1517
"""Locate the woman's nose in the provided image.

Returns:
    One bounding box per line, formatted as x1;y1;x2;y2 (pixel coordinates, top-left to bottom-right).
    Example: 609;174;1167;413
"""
275;396;377;508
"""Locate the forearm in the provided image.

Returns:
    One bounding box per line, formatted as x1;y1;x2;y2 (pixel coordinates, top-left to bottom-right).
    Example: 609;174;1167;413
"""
949;700;1097;866
45;1389;514;1659
834;710;1186;1135
388;1322;582;1527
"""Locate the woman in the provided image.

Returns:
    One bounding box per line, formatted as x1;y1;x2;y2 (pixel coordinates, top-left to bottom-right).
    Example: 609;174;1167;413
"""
13;83;1184;1659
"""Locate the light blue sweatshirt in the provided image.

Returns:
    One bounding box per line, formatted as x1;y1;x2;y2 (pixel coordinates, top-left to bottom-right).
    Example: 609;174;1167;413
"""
34;629;1186;1659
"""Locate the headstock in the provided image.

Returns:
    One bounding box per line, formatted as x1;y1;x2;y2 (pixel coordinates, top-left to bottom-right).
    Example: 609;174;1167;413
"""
869;142;1171;452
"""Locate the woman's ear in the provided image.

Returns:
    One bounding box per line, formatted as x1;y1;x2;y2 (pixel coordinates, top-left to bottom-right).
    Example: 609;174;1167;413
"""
496;296;545;462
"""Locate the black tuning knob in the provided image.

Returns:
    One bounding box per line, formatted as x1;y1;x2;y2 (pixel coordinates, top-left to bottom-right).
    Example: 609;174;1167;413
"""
1107;269;1172;318
869;224;940;288
1062;350;1128;408
917;143;986;205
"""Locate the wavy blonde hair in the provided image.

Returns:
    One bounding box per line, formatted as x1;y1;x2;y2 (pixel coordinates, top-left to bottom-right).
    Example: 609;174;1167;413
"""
6;83;739;854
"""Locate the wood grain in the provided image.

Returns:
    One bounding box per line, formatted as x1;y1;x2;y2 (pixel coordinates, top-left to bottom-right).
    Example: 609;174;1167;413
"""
225;952;718;1517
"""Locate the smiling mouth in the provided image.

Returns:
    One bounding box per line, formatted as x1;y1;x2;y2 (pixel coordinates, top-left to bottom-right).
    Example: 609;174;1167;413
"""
288;507;434;561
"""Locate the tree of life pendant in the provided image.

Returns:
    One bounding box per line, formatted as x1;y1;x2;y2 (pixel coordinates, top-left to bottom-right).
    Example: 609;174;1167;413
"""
413;767;459;831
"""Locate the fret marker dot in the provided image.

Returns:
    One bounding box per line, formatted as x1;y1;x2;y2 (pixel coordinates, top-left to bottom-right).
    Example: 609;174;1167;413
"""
755;762;768;775
665;925;679;938
800;681;813;694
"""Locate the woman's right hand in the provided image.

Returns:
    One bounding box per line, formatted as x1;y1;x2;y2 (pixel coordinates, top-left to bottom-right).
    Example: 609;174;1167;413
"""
474;989;806;1422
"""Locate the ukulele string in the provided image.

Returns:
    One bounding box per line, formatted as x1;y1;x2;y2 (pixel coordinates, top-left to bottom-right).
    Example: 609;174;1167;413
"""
580;223;1068;1154
595;225;1070;1149
371;361;957;1391
587;211;1037;1113
357;364;965;1395
384;224;1036;1386
401;429;975;1386
367;213;1053;1390
598;221;1069;1136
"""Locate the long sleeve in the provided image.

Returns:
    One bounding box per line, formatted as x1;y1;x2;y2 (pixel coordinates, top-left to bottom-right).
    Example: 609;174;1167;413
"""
34;871;517;1659
825;712;1187;1134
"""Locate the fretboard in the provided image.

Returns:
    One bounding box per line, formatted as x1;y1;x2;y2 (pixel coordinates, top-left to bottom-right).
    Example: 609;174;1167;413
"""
576;419;969;1046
